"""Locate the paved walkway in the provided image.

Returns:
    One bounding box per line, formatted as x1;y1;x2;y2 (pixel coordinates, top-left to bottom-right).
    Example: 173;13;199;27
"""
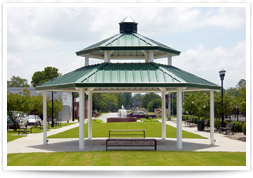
96;112;118;122
7;114;246;154
163;120;246;152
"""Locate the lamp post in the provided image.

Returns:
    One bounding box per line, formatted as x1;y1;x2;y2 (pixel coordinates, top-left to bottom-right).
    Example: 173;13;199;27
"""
51;91;54;127
219;69;226;127
235;104;239;122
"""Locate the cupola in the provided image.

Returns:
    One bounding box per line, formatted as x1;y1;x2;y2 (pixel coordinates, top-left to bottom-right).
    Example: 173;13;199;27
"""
119;16;138;33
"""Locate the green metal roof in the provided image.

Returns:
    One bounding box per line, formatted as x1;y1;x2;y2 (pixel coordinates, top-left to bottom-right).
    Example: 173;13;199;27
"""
75;33;181;58
36;63;220;91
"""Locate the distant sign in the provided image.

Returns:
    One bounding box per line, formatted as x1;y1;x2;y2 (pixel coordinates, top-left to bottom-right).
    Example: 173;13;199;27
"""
154;108;162;117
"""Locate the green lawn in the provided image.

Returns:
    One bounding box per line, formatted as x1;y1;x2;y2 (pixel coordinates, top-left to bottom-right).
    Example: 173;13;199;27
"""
7;131;26;142
7;151;246;166
48;122;206;139
7;123;75;142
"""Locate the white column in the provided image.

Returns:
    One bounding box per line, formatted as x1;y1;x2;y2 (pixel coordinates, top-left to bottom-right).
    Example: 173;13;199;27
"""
210;90;215;145
168;92;171;120
79;88;85;150
168;55;172;66
162;90;166;139
177;88;182;149
148;50;154;62
104;51;109;62
104;51;113;63
84;55;89;66
43;91;47;145
141;50;148;63
88;91;92;139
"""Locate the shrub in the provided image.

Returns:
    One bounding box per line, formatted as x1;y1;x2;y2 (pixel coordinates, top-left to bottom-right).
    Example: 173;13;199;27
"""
140;118;159;122
145;114;151;119
92;119;103;123
215;119;227;130
232;121;243;132
242;122;246;135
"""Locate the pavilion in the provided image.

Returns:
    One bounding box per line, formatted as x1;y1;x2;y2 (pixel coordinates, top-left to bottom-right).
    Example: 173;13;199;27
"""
36;16;220;150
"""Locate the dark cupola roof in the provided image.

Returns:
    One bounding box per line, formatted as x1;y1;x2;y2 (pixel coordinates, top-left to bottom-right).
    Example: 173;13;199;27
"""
119;16;138;33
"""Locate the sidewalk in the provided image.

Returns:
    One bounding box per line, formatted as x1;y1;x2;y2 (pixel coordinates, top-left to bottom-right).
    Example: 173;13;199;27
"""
7;116;246;154
163;120;246;152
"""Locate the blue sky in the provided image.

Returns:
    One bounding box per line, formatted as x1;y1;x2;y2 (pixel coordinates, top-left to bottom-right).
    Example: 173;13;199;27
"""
7;6;246;89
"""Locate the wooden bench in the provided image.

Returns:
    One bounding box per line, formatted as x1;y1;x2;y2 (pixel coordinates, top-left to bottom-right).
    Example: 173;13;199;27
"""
106;138;157;151
109;129;145;138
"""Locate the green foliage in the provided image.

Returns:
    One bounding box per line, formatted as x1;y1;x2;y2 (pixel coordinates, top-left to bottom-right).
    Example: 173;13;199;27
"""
115;93;126;109
7;90;63;118
242;123;246;135
7;76;29;87
31;67;60;87
47;99;63;118
232;122;243;132
183;92;209;118
140;118;159;122
92;93;134;112
142;93;161;111
92;119;103;123
183;79;246;119
147;98;161;112
214;119;227;130
92;93;118;112
132;93;144;108
237;86;246;114
123;93;133;109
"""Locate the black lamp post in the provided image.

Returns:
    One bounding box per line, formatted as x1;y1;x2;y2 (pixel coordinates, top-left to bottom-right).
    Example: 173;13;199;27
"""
235;104;239;122
219;69;226;127
51;91;54;127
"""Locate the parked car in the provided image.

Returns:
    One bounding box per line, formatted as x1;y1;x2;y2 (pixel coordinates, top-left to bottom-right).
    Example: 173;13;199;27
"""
127;111;156;119
7;115;18;130
26;115;42;126
7;111;25;130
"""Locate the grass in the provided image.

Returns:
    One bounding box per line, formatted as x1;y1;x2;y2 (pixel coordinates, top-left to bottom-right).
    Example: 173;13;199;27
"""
7;151;246;166
48;122;206;139
7;131;26;142
140;118;159;122
7;122;75;142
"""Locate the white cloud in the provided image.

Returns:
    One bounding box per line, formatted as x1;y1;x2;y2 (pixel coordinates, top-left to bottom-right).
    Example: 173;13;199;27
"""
6;7;246;87
204;7;246;29
170;41;246;89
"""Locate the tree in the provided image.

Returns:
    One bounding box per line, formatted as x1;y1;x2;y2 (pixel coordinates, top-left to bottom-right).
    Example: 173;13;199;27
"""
147;98;161;112
7;90;63;118
31;67;60;87
132;93;144;108
183;92;209;118
115;93;126;109
7;76;29;87
92;93;118;112
124;93;133;109
142;93;161;109
237;85;246;115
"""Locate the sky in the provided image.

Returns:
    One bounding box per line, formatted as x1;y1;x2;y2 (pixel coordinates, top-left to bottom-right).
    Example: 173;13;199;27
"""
7;6;246;89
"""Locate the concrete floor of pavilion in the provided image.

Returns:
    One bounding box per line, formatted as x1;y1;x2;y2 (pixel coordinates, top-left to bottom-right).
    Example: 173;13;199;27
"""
7;114;246;154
